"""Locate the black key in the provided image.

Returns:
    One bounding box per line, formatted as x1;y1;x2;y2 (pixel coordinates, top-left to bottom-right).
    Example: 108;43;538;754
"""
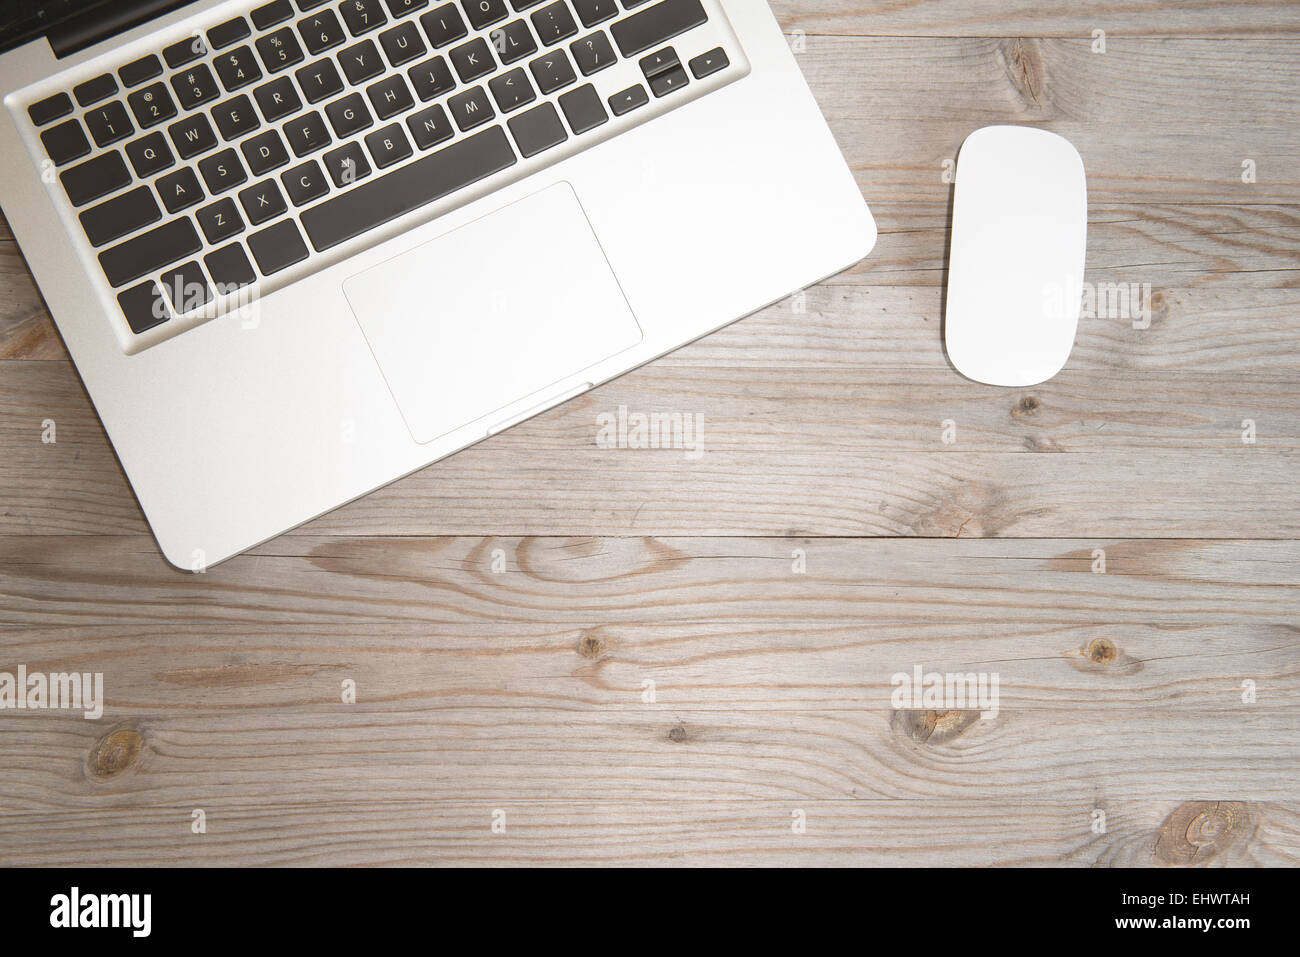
99;217;202;287
199;148;248;193
298;9;346;53
117;280;169;334
252;0;295;30
296;58;345;101
325;92;374;137
163;36;206;69
239;179;288;224
447;85;493;130
196;197;246;243
84;102;133;147
242;129;292;174
247;219;309;274
689;46;728;79
205;243;257;292
160;260;212;312
611;0;706;58
570;31;615;75
41;119;91;166
529;49;575;94
506;100;565;157
157;166;204;212
649;64;687;97
408;56;455;100
419;3;468;47
215;46;264;91
282;159;330;204
364;123;412;167
488;67;534;113
571;0;616;28
339;39;385;83
341;0;389;35
608;83;648;115
60;151;130;206
379;21;426;65
530;1;576;46
73;73;117;107
209;17;252;49
119;55;163;88
296;0;333;8
639;46;678;78
462;0;507;30
168;113;218;159
387;0;430;15
284;111;332;155
256;27;305;71
254;76;302;120
171;64;221;109
127;82;177;128
300;124;515;251
557;82;605;134
491;19;536;63
125;132;174;177
406;103;452;149
28;92;73;126
213;94;262;140
79;186;160;247
367;75;414;119
323;141;372;185
449;37;494;83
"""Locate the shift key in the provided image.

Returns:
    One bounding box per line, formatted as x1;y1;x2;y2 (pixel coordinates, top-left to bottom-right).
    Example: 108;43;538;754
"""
99;217;202;287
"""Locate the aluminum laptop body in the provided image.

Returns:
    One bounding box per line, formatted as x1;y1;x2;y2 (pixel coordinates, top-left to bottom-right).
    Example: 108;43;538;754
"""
0;0;875;568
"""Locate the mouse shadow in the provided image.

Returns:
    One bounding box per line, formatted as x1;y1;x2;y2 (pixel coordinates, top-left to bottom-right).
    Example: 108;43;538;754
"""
933;182;968;382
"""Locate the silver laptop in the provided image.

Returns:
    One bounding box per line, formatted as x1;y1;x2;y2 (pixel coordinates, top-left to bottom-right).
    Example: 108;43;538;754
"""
0;0;875;568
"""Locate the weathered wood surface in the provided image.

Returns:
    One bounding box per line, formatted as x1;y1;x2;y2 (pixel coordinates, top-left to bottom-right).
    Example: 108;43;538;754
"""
0;1;1297;866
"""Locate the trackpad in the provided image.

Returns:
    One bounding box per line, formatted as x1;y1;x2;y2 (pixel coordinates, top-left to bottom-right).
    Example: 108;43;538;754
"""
343;182;643;445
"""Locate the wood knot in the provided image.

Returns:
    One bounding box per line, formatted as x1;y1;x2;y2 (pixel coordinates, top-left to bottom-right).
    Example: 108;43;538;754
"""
576;631;607;659
1154;801;1254;865
1017;394;1040;415
88;728;143;779
667;724;688;743
1066;636;1143;675
1149;289;1167;312
892;708;979;745
1087;637;1118;664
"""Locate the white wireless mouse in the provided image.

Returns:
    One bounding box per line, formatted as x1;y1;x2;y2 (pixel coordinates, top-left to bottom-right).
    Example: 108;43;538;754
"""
944;126;1088;387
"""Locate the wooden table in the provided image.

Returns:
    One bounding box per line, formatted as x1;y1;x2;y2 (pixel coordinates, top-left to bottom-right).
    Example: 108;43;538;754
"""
1;0;1297;866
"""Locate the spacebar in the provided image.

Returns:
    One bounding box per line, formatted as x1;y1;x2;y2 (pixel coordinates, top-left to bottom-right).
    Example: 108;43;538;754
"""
300;126;518;253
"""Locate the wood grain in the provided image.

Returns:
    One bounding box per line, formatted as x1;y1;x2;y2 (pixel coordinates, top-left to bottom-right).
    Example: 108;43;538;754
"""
770;1;1300;38
0;1;1297;866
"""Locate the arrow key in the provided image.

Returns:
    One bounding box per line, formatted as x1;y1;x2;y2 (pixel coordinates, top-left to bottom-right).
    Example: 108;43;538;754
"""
689;46;729;79
609;84;648;116
648;65;688;98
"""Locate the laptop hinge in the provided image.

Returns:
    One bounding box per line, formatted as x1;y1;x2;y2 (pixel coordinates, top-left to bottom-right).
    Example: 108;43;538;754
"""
48;0;196;59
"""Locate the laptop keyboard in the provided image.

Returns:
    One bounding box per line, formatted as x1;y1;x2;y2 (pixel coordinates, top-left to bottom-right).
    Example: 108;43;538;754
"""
21;0;742;347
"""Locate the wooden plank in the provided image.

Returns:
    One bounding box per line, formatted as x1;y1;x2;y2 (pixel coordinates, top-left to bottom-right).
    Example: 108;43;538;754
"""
1;536;1296;711
5;199;1298;360
0;706;1294;810
806;38;1300;204
1;800;1295;866
770;1;1300;38
3;336;1297;537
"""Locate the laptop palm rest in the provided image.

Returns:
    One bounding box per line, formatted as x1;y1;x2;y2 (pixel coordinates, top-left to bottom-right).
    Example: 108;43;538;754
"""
342;182;643;445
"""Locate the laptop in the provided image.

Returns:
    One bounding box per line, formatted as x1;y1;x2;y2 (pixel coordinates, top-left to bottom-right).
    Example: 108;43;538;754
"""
0;0;875;569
